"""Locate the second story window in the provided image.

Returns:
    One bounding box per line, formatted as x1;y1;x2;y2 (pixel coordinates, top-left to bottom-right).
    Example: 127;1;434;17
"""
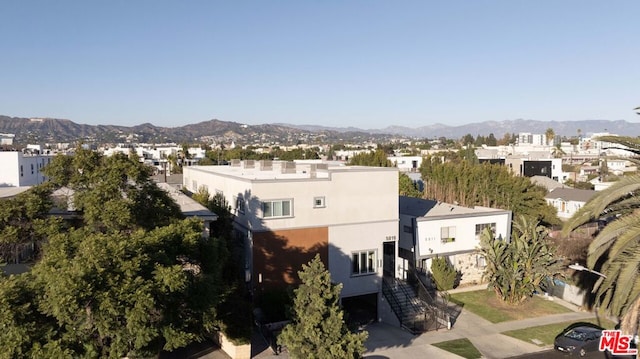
475;223;496;240
441;226;456;243
262;199;292;218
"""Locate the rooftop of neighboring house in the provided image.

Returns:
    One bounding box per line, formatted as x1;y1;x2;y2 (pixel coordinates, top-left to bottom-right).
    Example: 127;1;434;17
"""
185;160;397;181
530;175;566;192
544;187;597;203
47;183;217;222
399;196;509;219
0;186;31;199
156;182;218;222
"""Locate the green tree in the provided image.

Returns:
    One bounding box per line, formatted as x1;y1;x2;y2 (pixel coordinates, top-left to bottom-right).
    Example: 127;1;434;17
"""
399;173;422;198
0;184;61;263
545;128;555;146
430;256;457;291
279;254;367;359
480;216;563;304
420;159;559;226
0;148;227;357
42;148;183;232
348;150;392;167
563;135;640;338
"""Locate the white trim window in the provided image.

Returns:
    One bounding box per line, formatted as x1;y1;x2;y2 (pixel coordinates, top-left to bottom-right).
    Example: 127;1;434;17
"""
352;250;376;276
262;199;293;218
441;226;456;243
475;222;496;240
313;196;325;208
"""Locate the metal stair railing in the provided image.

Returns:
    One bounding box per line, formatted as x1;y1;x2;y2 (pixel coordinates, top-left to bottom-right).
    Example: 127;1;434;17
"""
411;270;452;330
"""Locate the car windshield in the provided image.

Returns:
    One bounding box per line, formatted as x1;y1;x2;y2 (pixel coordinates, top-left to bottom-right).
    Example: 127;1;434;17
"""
564;329;588;341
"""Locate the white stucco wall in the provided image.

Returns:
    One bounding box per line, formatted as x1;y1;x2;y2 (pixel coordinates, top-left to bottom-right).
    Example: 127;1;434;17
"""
183;164;401;295
546;198;586;220
415;212;511;259
0;152;53;187
329;221;397;298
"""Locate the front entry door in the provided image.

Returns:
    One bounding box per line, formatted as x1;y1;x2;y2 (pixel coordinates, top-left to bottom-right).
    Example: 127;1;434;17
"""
383;241;395;278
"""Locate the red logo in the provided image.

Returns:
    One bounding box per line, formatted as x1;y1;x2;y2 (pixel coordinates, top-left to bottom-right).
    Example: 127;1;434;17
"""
599;330;638;356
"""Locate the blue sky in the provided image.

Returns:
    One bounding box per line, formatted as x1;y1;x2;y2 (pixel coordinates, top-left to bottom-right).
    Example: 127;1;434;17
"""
1;1;638;129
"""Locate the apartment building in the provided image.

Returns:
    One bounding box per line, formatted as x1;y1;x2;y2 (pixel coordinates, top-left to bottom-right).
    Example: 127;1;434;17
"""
0;150;55;187
183;160;399;320
399;196;512;285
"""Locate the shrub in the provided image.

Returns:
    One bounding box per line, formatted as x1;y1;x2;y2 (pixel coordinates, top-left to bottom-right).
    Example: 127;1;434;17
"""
431;256;457;291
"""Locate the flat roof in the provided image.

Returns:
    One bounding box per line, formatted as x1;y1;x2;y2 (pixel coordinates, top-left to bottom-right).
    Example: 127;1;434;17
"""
186;161;397;181
0;186;32;198
156;182;218;221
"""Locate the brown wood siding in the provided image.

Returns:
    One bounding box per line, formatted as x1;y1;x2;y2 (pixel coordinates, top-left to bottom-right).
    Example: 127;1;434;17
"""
253;227;328;289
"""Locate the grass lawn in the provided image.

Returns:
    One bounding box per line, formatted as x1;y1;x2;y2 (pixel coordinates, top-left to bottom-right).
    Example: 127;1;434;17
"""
432;338;483;359
502;317;617;347
449;290;571;323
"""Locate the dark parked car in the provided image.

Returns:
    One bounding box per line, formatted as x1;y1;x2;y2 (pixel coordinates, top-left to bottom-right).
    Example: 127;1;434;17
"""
554;324;604;357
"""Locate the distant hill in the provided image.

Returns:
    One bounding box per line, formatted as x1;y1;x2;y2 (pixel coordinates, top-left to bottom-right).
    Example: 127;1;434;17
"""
1;115;638;145
0;116;392;145
287;119;640;139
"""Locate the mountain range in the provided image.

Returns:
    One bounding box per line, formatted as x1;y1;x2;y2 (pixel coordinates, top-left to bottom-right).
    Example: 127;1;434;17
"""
1;115;638;145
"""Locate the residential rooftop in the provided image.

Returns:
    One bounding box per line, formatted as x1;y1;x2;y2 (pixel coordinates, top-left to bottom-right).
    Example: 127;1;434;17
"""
399;196;509;219
185;160;397;181
156;182;218;222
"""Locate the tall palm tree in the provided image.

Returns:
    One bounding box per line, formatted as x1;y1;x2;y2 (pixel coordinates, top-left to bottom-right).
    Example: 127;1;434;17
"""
545;128;555;146
564;135;640;339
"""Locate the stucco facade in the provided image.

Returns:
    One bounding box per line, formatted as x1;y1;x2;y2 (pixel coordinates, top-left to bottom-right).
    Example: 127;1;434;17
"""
0;151;54;187
399;197;512;285
183;161;399;307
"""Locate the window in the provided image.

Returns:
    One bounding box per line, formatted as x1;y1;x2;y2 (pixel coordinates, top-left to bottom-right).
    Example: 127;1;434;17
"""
235;196;245;214
476;255;487;269
475;223;496;239
262;199;292;218
313;196;325;208
31;164;34;174
352;250;376;275
440;226;456;243
403;225;413;233
20;165;23;177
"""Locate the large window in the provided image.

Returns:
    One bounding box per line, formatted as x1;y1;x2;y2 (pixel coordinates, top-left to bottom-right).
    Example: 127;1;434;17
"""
475;223;496;239
441;226;456;243
262;199;292;218
352;250;376;276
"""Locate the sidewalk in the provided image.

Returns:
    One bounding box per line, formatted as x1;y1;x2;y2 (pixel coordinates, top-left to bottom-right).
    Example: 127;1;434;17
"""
251;291;598;359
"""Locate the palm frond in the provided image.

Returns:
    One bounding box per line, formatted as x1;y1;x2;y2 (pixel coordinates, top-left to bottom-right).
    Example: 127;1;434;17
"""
587;213;640;267
564;175;640;234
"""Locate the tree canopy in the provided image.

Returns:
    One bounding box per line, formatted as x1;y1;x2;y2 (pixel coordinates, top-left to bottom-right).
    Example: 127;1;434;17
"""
347;150;392;167
420;157;559;225
0;148;226;357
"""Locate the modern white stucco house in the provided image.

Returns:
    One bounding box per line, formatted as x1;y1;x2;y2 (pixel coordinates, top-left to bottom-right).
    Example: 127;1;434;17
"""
399;196;512;285
183;160;400;322
0;150;55;187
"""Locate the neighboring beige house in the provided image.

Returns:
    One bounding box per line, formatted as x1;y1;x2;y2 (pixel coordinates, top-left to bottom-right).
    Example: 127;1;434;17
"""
545;187;597;220
183;160;400;323
399;196;512;285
